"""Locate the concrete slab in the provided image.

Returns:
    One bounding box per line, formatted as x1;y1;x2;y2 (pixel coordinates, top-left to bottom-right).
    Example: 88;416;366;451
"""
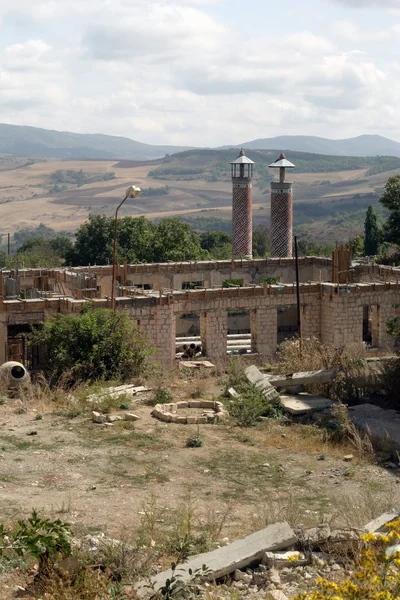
137;522;296;596
280;394;334;415
179;360;215;369
244;365;265;386
364;508;400;533
269;370;335;388
349;403;400;446
244;366;280;404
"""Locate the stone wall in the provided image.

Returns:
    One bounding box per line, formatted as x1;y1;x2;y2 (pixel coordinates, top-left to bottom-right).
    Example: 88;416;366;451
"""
0;278;399;369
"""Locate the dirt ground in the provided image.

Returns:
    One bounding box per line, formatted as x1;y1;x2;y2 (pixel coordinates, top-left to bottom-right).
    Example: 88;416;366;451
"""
0;374;398;545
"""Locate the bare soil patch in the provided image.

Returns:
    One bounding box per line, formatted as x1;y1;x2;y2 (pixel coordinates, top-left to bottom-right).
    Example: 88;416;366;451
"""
0;374;397;544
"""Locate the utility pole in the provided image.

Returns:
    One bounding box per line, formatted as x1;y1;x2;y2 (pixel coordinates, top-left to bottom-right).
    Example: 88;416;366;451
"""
294;235;302;344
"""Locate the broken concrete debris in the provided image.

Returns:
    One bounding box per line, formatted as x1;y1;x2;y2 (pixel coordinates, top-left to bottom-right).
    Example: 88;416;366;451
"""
243;365;336;415
268;370;335;388
302;526;359;550
263;551;307;568
87;385;151;403
178;360;215;370
91;411;139;424
137;521;296;596
265;591;289;600
279;394;334;415
244;365;281;404
364;507;400;533
131;507;400;598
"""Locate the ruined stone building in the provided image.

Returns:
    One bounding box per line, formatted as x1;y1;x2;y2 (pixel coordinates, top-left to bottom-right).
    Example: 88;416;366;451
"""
1;151;399;369
0;257;399;369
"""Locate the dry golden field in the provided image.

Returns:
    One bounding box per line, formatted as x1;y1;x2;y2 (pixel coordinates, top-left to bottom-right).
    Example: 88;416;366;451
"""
0;154;398;241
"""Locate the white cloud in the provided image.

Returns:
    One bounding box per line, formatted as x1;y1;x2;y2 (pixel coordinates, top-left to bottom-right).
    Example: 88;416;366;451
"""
332;0;399;6
0;0;398;145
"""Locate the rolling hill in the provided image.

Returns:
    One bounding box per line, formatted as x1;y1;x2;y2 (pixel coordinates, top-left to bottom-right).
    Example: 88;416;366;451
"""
1;123;400;161
231;135;400;158
0;123;191;160
0;146;399;245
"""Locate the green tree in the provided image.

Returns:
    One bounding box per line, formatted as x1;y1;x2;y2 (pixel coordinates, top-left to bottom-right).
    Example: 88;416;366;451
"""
200;231;231;252
66;214;113;266
297;239;335;258
49;236;74;259
13;223;65;247
200;231;232;259
118;216;157;263
252;225;270;258
29;305;152;384
152;218;207;262
9;246;61;268
68;214;208;266
364;205;380;255
17;236;72;258
349;234;365;258
380;174;400;244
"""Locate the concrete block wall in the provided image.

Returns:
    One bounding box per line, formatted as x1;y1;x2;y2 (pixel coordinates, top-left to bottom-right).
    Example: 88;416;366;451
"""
301;299;321;340
200;310;227;364
1;277;399;370
134;305;176;367
251;307;278;357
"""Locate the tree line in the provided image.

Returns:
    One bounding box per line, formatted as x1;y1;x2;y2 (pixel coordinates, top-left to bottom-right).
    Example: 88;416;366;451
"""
0;217;272;268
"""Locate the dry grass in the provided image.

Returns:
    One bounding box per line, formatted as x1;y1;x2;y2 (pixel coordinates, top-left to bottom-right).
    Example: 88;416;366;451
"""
330;483;397;529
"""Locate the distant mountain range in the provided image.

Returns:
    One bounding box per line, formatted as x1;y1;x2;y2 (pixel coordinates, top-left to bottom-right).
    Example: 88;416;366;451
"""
1;123;400;160
0;123;192;160
229;135;400;158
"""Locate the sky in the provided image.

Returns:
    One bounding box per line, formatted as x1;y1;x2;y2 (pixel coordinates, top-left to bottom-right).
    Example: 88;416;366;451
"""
0;0;399;147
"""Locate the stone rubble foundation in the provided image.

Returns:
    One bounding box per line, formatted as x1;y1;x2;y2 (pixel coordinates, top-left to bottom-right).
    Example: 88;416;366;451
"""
151;400;226;424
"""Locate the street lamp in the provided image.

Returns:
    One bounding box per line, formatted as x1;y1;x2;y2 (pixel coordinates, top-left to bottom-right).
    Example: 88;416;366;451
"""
111;185;141;309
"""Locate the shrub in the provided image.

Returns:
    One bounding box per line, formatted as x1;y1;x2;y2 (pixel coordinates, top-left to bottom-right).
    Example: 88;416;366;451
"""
152;387;174;405
294;518;400;599
322;402;373;458
226;381;283;427
276;338;374;403
29;305;153;385
0;510;71;576
147;562;210;600
186;435;204;448
379;357;400;409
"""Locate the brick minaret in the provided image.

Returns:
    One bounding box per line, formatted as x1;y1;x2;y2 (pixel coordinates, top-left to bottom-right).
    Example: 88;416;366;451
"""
230;149;254;259
269;153;295;258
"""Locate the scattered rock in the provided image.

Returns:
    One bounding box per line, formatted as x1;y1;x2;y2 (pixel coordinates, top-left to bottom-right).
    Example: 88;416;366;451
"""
124;413;140;421
265;590;289;600
263;551;306;568
269;568;281;586
106;415;123;423
233;569;252;584
92;411;106;424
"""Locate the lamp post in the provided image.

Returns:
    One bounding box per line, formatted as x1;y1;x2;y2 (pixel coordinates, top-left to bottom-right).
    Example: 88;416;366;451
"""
111;185;141;309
